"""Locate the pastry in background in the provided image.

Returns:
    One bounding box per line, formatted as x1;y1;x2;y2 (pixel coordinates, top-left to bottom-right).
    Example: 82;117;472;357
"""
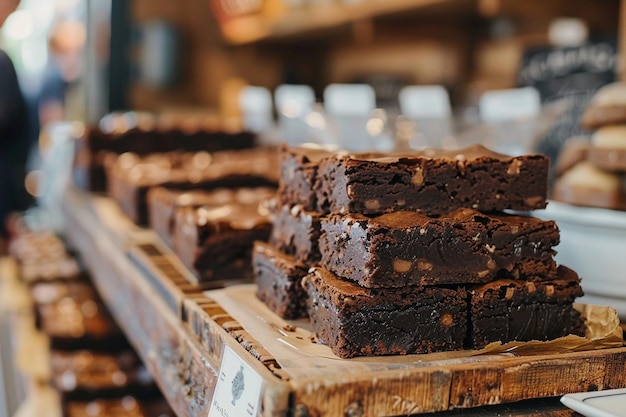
581;82;626;130
588;125;626;172
552;161;625;210
553;136;590;178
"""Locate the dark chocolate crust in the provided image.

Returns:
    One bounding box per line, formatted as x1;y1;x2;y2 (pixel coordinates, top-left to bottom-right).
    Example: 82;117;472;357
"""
277;145;333;210
303;267;467;358
106;148;279;225
148;187;275;248
469;265;586;349
314;144;549;215
269;204;323;265
73;122;256;192
51;350;157;401
253;241;309;319
31;282;127;351
319;208;559;288
171;200;272;283
64;396;174;417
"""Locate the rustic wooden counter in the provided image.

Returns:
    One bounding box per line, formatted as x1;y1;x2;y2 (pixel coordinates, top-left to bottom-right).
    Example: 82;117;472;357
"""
60;189;625;417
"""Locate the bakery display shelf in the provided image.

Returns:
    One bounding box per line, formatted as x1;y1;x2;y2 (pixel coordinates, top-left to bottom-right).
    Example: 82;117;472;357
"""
60;189;283;417
60;189;626;417
219;0;465;45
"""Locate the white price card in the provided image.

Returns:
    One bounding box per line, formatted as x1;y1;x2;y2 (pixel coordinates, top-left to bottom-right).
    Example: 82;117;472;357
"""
208;345;263;417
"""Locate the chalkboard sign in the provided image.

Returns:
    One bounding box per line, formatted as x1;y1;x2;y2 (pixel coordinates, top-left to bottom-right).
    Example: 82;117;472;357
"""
518;38;617;166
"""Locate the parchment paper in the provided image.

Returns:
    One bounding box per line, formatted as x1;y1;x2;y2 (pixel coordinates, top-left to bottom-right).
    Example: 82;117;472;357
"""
207;285;624;380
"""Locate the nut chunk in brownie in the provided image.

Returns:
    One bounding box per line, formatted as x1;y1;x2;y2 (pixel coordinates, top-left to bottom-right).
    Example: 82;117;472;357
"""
253;241;309;319
469;265;586;349
269;204;323;264
319;208;559;288
277;144;334;210
171;193;273;283
303;267;467;358
315;144;549;215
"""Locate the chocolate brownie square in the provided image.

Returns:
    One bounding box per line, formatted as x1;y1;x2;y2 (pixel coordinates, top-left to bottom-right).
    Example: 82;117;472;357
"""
253;241;309;319
269;204;323;264
31;282;127;351
64;396;174;417
171;195;273;283
51;350;156;401
319;208;559;288
106;147;279;225
277;144;334;210
73;114;256;192
314;144;549;215
303;267;467;358
469;265;586;349
148;186;275;248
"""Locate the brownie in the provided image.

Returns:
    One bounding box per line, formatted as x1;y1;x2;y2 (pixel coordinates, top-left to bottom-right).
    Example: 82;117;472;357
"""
552;161;626;210
20;257;84;285
171;194;273;283
314;144;549;215
31;282;127;351
51;350;156;400
73;113;256;192
9;230;69;263
277;144;334;210
469;265;586;349
252;241;309;319
64;396;175;417
106;147;279;225
319;208;559;288
269;204;323;264
303;267;467;358
587;126;626;172
580;82;626;130
148;186;275;248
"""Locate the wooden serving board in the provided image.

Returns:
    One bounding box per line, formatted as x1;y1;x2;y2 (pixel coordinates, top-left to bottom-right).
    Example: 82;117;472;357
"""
60;190;626;417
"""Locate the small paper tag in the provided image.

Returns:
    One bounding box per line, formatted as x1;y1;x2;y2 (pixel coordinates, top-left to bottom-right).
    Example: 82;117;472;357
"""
208;345;263;417
479;87;541;123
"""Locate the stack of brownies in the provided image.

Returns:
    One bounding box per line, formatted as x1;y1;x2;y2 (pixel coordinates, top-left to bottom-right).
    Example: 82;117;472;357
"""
253;144;586;358
9;229;174;417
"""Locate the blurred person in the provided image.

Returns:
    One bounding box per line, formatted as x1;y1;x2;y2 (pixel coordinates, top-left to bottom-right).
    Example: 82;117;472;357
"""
0;0;33;251
38;18;86;128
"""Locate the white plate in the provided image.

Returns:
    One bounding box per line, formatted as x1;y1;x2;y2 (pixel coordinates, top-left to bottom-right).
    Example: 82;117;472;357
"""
561;388;626;417
534;201;626;318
